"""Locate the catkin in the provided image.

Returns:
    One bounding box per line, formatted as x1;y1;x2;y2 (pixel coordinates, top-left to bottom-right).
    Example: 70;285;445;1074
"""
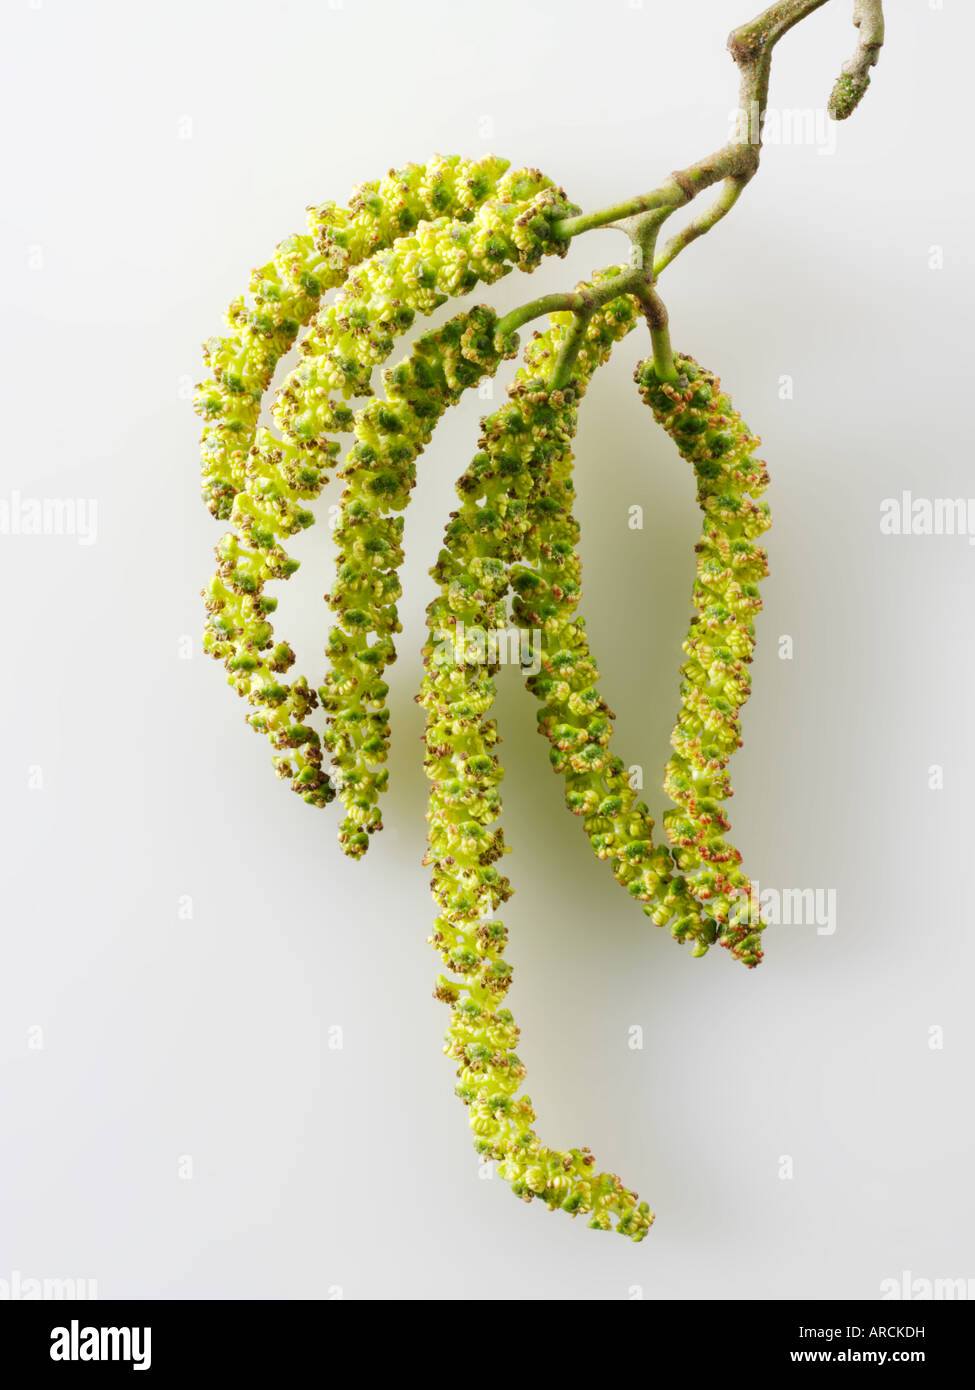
197;154;513;518
500;296;763;965
321;307;519;854
200;157;576;818
310;168;578;854
635;354;770;961
419;294;654;1239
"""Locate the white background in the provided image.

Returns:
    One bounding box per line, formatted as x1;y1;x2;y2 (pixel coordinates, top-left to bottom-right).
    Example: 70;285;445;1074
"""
1;0;972;1300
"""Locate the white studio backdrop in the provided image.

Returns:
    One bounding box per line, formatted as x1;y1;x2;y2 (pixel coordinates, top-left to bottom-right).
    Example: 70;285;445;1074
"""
1;0;972;1299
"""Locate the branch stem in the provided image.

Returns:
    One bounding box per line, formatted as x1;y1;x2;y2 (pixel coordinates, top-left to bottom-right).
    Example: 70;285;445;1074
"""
496;268;639;340
554;187;683;241
636;288;678;383
548;311;594;390
550;0;883;272
496;293;585;336
504;2;885;379
653;176;747;277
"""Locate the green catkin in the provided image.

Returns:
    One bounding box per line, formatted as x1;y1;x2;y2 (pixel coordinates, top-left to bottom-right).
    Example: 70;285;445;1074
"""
202;306;516;812
202;445;335;807
275;167;576;433
200;156;572;814
197;154;512;519
419;295;654;1241
828;70;871;121
320;307;519;855
505;303;731;962
498;292;763;965
634;354;770;960
196;2;883;1224
304;168;578;855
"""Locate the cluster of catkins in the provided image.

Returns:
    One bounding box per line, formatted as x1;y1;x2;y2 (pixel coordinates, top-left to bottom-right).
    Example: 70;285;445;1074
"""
197;157;771;1241
199;155;573;842
509;341;770;961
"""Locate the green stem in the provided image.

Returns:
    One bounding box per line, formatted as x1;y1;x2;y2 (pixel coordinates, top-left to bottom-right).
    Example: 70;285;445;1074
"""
653;177;747;277
551;0;833;251
506;1;885;374
637;288;678;383
496;293;585;337
496;269;640;341
549;0;881;275
548;311;593;390
554;187;683;241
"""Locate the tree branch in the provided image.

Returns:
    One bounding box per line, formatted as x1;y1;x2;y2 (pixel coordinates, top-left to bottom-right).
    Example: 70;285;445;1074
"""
507;1;887;349
552;0;885;266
